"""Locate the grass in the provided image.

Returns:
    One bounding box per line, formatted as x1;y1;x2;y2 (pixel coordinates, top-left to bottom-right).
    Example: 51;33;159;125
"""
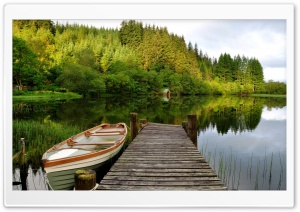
13;91;82;101
13;120;83;167
200;143;285;190
249;94;286;98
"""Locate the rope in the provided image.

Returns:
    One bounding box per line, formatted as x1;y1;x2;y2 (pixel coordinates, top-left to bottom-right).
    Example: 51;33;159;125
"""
125;123;131;132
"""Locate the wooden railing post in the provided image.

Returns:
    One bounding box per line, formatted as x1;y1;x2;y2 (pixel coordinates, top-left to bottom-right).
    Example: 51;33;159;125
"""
188;115;197;147
130;112;138;141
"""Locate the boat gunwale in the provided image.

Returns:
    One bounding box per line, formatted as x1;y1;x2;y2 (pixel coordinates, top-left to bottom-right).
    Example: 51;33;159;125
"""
42;123;127;168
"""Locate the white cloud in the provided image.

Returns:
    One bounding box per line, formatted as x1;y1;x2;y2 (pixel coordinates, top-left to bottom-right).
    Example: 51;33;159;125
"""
263;67;286;82
261;106;286;121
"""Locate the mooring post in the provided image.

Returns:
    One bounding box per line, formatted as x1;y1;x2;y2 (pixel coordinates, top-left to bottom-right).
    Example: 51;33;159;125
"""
188;115;197;147
74;169;96;190
20;138;28;190
130;112;138;141
21;138;25;163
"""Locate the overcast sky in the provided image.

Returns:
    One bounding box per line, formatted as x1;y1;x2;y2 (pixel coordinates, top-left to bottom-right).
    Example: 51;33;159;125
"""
55;19;287;82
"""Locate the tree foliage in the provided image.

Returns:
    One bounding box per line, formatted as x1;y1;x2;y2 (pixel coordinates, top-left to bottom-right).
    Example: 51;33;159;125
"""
13;36;41;88
12;20;284;97
56;63;105;97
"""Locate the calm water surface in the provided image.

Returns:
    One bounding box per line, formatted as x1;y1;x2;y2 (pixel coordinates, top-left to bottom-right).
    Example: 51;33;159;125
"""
198;106;286;190
12;96;286;190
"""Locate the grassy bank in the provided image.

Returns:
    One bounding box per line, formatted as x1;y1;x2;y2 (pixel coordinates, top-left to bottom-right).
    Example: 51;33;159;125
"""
13;119;83;166
13;91;82;101
249;94;286;98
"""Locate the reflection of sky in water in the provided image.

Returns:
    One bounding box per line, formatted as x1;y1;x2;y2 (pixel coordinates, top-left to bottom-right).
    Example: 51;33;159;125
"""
198;106;286;190
261;106;286;121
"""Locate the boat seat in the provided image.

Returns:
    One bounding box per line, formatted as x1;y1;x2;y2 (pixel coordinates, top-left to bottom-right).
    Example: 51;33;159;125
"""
95;128;124;133
84;130;125;137
67;138;117;146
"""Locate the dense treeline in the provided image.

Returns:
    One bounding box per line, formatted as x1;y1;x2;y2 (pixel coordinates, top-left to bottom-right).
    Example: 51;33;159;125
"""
13;20;286;97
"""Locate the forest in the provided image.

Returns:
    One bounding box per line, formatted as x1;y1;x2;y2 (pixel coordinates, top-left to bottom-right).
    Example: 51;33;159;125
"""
12;20;286;98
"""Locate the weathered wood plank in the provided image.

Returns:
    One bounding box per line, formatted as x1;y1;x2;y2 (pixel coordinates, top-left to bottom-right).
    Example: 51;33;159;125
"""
127;144;197;147
103;176;221;181
121;153;203;157
107;168;217;173
125;146;199;150
127;143;196;147
97;185;227;190
105;172;217;177
124;151;202;154
111;163;211;169
115;159;207;164
117;158;205;162
100;180;225;186
116;154;204;160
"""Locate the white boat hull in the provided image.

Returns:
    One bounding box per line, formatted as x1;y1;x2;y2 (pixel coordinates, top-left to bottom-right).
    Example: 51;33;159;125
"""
44;143;124;174
45;143;124;190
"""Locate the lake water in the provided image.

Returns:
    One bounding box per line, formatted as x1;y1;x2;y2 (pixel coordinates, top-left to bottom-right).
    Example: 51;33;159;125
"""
12;96;286;190
198;106;286;190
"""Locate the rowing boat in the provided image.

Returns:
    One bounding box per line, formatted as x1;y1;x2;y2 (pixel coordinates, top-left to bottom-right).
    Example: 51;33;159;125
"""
42;122;127;190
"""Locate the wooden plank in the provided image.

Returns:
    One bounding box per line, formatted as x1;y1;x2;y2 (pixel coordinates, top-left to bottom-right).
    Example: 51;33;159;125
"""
122;152;202;155
100;180;225;186
115;160;208;168
108;168;217;173
121;153;203;156
119;154;204;160
117;158;205;162
115;158;206;162
103;176;221;181
123;151;202;154
111;163;211;169
105;172;217;177
96;185;227;190
129;144;195;147
127;143;197;147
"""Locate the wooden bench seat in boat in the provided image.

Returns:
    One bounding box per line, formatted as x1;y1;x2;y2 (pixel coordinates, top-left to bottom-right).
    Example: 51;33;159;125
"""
84;130;125;137
67;139;118;146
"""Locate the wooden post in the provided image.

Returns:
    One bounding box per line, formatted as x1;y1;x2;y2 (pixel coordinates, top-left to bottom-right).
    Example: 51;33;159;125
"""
188;115;197;147
74;169;96;190
20;138;25;163
130;112;138;141
140;119;147;130
20;138;27;190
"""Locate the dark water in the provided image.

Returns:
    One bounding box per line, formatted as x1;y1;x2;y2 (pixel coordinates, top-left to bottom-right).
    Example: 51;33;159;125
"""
12;95;286;190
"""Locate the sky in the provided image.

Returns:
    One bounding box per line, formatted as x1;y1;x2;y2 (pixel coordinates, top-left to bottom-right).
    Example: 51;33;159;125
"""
55;19;287;83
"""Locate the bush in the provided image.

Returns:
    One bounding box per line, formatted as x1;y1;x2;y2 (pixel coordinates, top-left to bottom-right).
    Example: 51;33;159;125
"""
13;90;24;96
60;88;67;93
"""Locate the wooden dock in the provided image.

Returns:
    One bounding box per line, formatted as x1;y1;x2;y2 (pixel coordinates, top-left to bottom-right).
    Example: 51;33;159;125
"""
97;120;226;191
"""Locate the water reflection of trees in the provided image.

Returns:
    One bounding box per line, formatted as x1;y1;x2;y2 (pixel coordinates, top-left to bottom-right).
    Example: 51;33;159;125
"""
196;97;285;134
13;96;286;135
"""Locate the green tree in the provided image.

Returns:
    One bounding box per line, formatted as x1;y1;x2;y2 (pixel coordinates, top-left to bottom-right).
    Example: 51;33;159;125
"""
13;36;41;88
119;20;143;48
56;63;105;97
74;48;98;69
